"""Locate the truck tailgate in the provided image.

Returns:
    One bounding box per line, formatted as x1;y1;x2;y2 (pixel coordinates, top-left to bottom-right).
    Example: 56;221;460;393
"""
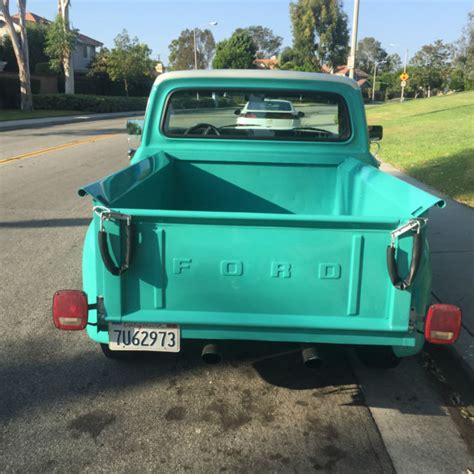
98;213;412;334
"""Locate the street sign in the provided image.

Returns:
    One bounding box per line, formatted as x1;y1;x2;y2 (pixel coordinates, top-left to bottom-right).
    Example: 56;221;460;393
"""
400;72;409;81
401;80;407;87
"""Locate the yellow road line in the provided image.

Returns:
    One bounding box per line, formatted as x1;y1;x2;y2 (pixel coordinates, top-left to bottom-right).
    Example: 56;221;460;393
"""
0;133;119;165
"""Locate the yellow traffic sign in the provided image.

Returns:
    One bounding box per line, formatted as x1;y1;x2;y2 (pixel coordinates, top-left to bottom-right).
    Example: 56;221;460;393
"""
400;72;409;81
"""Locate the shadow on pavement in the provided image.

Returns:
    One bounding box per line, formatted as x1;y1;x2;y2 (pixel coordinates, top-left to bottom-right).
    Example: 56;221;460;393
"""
1;337;397;473
0;337;451;425
0;218;91;228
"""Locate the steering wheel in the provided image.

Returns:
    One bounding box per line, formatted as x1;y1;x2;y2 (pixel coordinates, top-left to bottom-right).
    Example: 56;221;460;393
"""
184;123;221;136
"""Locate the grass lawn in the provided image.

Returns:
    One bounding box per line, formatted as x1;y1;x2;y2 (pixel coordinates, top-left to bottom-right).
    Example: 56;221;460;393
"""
366;91;474;207
0;109;82;122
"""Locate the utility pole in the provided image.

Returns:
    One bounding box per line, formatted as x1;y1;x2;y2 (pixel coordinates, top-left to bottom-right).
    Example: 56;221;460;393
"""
400;48;408;102
372;62;378;101
193;28;198;69
348;0;360;79
372;60;386;101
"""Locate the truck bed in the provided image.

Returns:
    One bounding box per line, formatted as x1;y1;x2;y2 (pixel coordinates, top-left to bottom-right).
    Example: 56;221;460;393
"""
79;153;443;347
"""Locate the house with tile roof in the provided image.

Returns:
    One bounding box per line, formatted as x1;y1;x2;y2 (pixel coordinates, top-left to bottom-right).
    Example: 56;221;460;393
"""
321;64;371;89
0;11;103;73
254;56;279;70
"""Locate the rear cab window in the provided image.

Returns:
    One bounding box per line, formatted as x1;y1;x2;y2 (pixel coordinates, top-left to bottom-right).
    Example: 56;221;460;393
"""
162;89;351;142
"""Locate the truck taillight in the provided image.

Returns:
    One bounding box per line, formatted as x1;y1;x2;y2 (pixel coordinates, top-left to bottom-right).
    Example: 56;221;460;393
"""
52;290;88;330
425;304;462;344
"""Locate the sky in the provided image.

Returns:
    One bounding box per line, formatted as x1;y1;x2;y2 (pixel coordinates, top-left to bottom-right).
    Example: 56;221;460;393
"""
31;0;472;64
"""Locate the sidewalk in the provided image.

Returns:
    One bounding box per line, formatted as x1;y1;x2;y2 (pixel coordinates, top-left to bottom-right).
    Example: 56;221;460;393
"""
0;111;144;132
381;162;474;377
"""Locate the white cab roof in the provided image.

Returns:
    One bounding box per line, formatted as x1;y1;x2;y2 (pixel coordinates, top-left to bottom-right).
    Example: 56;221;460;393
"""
153;69;359;90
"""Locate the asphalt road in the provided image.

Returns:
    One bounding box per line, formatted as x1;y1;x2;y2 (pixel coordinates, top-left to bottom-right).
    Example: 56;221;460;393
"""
0;118;473;473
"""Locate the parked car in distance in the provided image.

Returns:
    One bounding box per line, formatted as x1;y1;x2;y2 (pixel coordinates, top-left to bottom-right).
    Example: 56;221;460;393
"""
236;99;304;129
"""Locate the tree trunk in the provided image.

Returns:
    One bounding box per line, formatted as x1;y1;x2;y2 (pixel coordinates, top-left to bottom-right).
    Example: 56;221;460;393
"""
64;55;74;94
1;0;33;111
124;78;129;97
58;0;74;94
17;0;32;110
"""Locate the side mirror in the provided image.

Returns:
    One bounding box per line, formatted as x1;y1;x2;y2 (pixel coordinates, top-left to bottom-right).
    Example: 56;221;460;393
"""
368;125;383;141
297;111;305;118
234;109;241;116
127;119;144;160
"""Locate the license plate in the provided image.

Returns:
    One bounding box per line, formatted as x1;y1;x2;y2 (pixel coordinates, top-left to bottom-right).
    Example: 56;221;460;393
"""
108;323;180;352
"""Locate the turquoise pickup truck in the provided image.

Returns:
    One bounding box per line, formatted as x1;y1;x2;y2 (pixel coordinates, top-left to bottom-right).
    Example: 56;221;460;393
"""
53;70;461;368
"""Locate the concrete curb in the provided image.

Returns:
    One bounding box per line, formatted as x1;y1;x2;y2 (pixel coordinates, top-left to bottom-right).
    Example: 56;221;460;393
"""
449;328;474;383
0;111;144;132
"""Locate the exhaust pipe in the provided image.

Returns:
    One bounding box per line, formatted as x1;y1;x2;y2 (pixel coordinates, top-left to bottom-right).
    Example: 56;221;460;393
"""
302;346;323;369
201;343;222;364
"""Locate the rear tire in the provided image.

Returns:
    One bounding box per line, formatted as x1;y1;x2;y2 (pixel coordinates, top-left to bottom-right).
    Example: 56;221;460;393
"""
355;346;401;369
100;343;138;360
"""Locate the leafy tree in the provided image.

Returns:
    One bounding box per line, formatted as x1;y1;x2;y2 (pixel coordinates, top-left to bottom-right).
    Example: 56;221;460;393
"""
168;28;215;70
1;23;49;73
287;0;318;70
0;31;18;71
106;30;154;96
212;31;257;69
286;0;349;71
378;71;401;99
463;12;474;89
45;15;77;81
450;12;474;90
309;0;349;68
87;47;110;78
0;0;32;111
27;23;49;72
409;39;451;96
356;37;387;72
448;68;466;91
386;53;402;72
278;46;299;70
234;25;282;58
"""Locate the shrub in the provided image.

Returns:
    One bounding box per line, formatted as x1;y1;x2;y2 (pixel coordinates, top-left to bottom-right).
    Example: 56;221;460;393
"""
33;94;147;112
172;97;216;110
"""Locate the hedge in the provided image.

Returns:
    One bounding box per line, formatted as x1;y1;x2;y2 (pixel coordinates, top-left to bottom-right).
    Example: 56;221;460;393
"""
74;77;154;97
33;94;147;113
172;96;241;110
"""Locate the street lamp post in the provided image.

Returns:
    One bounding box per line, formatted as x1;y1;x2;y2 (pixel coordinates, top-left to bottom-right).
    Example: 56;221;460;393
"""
193;21;218;70
193;28;198;70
